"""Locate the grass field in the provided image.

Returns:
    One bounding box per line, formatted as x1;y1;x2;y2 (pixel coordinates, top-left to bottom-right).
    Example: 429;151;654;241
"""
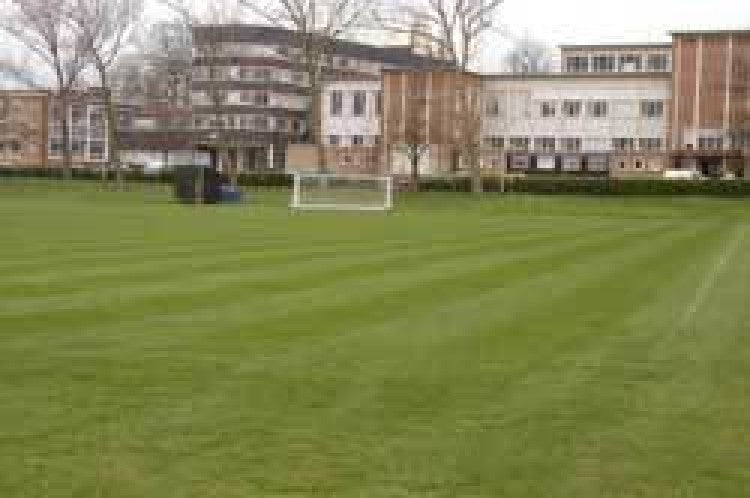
1;182;749;497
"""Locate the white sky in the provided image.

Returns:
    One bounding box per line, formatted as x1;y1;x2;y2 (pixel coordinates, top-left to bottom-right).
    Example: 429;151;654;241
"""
500;0;750;46
2;0;750;86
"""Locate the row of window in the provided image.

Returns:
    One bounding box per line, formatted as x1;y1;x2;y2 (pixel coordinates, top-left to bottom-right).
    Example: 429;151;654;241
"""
329;90;383;117
328;135;379;146
193;66;308;86
565;53;670;73
486;99;664;118
49;140;106;158
483;136;664;152
194;43;380;73
0;141;23;153
193;114;305;133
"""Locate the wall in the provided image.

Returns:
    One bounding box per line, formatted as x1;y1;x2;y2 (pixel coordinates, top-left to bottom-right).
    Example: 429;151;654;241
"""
481;74;671;174
0;91;49;167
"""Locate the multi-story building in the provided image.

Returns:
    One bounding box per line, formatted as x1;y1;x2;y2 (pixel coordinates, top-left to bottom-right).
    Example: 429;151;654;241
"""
671;30;750;176
481;72;671;177
0;90;50;167
190;24;438;174
1;26;748;179
320;29;750;179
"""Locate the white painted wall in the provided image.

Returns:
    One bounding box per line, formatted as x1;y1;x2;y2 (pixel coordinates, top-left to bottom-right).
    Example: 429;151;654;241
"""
322;80;382;146
481;76;671;152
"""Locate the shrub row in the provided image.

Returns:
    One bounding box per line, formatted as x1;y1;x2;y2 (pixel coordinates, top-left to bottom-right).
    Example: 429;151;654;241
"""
3;167;750;197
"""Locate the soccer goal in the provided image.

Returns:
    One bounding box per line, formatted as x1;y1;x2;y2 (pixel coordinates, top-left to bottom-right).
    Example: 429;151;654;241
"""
290;173;393;211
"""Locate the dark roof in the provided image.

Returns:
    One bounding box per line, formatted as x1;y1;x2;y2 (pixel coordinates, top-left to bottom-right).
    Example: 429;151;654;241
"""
192;24;442;68
481;72;672;81
559;43;672;51
669;29;750;36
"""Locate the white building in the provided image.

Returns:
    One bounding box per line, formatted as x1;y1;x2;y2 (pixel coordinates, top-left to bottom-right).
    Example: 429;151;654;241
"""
481;73;671;175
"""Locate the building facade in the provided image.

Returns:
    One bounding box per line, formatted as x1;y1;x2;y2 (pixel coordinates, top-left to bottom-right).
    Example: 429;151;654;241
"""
1;27;748;179
320;29;750;179
190;24;436;175
0;90;49;167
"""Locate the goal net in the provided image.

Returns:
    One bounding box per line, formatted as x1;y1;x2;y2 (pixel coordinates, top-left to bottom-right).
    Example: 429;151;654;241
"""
290;173;393;211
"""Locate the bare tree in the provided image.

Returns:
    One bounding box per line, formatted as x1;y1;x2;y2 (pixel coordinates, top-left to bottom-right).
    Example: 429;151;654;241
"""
378;0;504;192
0;56;42;88
239;0;372;173
1;0;89;176
73;0;143;188
503;32;551;73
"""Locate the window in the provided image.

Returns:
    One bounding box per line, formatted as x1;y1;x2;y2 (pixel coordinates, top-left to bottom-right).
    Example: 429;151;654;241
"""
588;101;608;117
508;137;530;151
484;136;504;148
254;68;271;81
275;118;287;131
698;137;723;150
352;135;364;146
329;135;340;146
352;91;366;116
635;160;643;169
486;98;500;116
534;137;556;152
566;56;589;72
239;67;250;80
89;142;105;159
253;116;268;130
619;54;642;72
0;97;9;119
375;91;383;115
240;91;251;103
640;100;664;117
612;138;635;151
50;139;64;154
639;138;662;150
71;107;83;122
330;90;343;116
338;57;349;68
254;92;269;106
562;100;582;117
292;72;304;84
560;137;582;152
647;54;669;71
194;117;204;128
592;55;615;72
10;140;21;153
226;116;236;128
540;101;556;118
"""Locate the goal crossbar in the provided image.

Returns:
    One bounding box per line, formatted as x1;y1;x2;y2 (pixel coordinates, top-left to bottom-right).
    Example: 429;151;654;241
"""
290;173;393;211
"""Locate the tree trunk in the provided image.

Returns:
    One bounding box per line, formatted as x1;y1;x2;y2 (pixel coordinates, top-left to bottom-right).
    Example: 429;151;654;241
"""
311;84;326;174
469;146;482;194
410;151;420;192
101;70;122;191
60;89;73;180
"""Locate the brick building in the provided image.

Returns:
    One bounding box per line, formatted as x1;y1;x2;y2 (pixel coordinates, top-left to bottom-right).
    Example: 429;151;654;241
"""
0;90;50;167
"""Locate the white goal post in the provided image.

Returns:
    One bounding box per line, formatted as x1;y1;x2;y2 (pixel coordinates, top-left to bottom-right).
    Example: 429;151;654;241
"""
290;173;393;211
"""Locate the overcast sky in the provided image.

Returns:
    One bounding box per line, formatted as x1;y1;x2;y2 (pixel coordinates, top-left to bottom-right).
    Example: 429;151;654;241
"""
500;0;750;46
2;0;750;86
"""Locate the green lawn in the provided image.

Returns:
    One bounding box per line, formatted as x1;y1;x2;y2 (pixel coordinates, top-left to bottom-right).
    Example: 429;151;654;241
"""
1;182;749;497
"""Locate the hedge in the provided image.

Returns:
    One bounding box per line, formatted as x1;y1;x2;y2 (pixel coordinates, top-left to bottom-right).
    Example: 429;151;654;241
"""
2;167;750;197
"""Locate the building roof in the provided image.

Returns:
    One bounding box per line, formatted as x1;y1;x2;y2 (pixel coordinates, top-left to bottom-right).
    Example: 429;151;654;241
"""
192;24;442;68
669;29;750;36
481;71;672;81
559;43;673;51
